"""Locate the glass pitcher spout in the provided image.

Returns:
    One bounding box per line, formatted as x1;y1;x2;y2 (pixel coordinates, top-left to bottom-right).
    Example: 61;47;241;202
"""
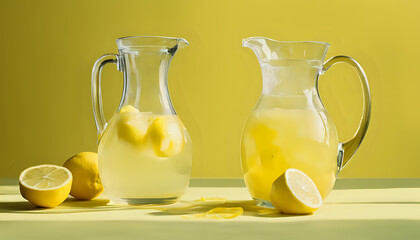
242;37;330;62
243;37;330;98
117;36;188;54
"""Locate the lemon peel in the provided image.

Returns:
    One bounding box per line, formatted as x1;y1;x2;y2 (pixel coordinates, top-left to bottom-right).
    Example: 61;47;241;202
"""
182;207;243;219
19;164;72;208
63;152;104;200
270;168;323;214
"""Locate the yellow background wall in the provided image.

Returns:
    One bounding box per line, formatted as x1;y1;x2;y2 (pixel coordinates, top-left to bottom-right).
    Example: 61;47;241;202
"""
0;0;417;178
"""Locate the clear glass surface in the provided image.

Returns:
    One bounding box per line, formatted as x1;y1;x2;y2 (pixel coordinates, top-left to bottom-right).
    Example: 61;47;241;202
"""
91;36;192;204
241;37;371;205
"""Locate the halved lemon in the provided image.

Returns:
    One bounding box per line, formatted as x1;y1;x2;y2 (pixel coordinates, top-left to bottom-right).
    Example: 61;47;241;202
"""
270;168;323;214
19;164;72;208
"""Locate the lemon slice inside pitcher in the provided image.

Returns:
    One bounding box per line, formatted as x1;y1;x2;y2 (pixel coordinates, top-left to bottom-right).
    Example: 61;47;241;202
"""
117;105;150;144
148;116;184;157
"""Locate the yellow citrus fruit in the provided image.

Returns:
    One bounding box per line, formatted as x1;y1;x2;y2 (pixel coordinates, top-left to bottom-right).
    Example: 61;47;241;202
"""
63;152;104;200
19;164;72;208
117;105;150;145
119;105;139;114
183;207;243;219
148;116;184;157
270;168;323;214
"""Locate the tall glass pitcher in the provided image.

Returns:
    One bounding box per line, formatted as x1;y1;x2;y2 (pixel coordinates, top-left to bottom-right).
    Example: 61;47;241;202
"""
241;37;371;207
91;36;192;204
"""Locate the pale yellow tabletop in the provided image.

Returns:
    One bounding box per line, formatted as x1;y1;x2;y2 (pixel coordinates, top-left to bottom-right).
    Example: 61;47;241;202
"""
1;179;420;239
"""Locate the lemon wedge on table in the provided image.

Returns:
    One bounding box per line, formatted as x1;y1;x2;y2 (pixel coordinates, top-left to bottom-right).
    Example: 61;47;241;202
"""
183;207;244;219
148;116;184;157
270;168;323;214
19;165;72;208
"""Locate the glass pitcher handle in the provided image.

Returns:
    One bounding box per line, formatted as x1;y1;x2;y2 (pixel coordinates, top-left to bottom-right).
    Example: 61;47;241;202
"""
322;56;372;170
91;54;123;142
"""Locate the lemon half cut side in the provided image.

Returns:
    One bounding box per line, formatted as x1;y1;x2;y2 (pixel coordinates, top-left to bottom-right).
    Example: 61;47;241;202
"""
270;168;323;215
19;164;72;208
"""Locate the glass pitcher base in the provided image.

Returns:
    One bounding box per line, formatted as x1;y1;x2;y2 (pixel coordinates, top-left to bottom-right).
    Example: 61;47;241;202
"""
254;198;275;208
110;196;180;205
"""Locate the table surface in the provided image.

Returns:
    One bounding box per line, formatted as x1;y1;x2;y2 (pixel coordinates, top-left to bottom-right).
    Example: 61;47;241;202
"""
1;178;420;239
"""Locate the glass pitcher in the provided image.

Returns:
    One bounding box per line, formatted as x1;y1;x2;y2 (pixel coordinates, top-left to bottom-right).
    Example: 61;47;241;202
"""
91;36;192;204
241;37;371;207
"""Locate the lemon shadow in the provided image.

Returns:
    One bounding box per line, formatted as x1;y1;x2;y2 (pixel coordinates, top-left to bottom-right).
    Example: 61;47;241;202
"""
0;198;308;218
0;198;131;214
0;201;38;212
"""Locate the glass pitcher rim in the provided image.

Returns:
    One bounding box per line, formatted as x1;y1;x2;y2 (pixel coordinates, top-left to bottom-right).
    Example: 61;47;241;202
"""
242;36;331;47
117;36;189;51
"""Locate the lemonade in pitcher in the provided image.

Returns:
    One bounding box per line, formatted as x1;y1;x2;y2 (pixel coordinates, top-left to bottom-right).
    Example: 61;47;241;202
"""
241;97;338;201
98;105;192;202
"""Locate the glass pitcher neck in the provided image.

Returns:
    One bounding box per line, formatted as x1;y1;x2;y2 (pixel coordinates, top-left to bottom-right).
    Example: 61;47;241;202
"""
242;37;330;62
120;51;172;114
243;37;329;96
117;36;188;114
260;59;322;96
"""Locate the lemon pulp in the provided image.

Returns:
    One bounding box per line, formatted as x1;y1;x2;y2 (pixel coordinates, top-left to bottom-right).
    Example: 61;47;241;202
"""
270;168;323;214
19;164;72;208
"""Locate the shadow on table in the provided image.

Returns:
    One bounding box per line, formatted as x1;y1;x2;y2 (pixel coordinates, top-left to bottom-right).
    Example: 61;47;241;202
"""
0;198;130;214
3;197;420;217
0;197;297;218
0;198;289;218
141;200;294;218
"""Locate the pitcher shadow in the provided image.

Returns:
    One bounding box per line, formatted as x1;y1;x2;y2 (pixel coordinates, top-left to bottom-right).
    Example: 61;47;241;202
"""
144;200;298;218
0;198;129;214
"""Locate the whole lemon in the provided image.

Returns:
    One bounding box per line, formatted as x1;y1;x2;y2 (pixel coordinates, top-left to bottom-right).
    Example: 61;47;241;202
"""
63;152;104;200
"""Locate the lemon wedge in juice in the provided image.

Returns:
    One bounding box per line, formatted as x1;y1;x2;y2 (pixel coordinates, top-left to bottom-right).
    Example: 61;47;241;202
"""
117;105;150;145
120;105;139;114
148;116;184;157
